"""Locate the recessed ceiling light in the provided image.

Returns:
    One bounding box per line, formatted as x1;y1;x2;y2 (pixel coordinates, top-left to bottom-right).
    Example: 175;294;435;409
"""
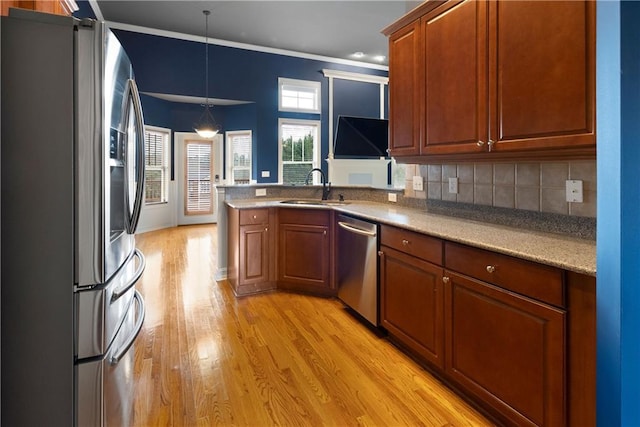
374;55;386;62
352;51;365;58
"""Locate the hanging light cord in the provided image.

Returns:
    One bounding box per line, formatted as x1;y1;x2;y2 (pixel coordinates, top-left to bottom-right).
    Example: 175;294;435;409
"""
204;10;210;108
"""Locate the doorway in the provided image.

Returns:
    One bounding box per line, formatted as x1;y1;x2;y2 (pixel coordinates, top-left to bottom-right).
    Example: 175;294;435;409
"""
174;132;223;225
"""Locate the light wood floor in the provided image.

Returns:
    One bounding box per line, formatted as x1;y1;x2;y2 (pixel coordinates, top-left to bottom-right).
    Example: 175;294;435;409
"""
132;224;493;426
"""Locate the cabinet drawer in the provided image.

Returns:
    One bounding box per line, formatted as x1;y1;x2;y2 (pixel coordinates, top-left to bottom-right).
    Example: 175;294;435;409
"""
279;208;329;226
444;242;564;307
239;208;269;225
380;225;442;265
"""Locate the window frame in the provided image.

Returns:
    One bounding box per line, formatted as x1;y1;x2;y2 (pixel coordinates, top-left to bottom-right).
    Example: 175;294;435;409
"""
278;118;322;185
143;125;171;205
226;130;253;185
278;77;322;114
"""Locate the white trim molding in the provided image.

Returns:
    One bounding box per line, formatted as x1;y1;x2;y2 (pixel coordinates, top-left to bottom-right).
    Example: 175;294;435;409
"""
322;69;389;85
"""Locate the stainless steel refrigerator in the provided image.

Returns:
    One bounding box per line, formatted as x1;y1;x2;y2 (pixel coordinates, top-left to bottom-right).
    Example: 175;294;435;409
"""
1;8;146;426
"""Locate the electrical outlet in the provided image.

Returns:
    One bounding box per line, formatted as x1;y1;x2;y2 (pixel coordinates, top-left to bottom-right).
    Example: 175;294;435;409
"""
448;177;459;194
412;176;424;191
388;193;397;202
566;180;583;203
261;170;270;178
255;188;267;197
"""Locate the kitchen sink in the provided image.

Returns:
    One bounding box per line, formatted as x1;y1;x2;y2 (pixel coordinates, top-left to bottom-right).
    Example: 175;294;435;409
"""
280;199;349;206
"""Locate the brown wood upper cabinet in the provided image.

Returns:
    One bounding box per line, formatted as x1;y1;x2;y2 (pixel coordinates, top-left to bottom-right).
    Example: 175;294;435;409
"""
384;0;596;162
2;0;78;16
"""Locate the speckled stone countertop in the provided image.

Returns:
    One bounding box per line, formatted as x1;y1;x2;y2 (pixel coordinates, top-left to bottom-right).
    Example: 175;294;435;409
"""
225;199;596;276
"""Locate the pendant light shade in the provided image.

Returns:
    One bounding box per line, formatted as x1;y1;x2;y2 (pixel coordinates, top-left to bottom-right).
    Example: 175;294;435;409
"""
194;10;221;138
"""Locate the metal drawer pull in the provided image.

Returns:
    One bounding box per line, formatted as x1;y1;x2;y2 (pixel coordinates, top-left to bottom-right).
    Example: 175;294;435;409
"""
486;265;496;273
337;221;377;237
442;276;450;284
111;249;145;302
402;239;410;246
110;290;145;365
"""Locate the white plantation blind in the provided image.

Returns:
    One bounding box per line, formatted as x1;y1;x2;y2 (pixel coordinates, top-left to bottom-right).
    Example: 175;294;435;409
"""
228;131;252;184
185;140;213;215
144;128;169;204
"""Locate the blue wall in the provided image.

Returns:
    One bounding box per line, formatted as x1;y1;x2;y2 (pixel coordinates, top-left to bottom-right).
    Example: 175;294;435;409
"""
111;29;388;183
597;1;640;425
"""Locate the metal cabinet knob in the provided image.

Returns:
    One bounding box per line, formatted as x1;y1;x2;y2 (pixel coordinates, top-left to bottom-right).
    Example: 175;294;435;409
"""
477;140;485;147
265;227;268;232
378;251;384;256
486;265;496;273
402;239;410;246
487;139;495;152
442;276;450;284
253;215;257;219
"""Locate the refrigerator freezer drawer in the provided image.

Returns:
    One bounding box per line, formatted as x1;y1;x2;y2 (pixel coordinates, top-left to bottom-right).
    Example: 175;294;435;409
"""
76;249;145;359
77;290;144;426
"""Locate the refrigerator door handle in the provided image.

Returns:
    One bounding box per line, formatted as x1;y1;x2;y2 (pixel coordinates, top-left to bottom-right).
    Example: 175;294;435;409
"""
125;78;146;234
111;249;145;302
110;290;145;365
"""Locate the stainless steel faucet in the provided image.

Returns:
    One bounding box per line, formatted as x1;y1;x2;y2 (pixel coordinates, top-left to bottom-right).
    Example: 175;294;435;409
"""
305;168;331;200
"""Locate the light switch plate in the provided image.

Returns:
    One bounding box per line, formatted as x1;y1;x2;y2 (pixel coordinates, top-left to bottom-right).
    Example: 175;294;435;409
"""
255;188;267;197
261;170;270;178
388;193;397;202
412;176;424;191
566;180;583;203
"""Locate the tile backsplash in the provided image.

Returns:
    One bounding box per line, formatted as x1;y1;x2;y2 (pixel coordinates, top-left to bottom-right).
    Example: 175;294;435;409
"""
404;161;597;218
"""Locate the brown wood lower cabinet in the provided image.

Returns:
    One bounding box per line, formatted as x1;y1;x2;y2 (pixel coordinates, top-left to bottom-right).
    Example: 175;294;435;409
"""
377;227;593;427
380;246;444;368
278;209;334;296
227;206;275;296
444;271;566;427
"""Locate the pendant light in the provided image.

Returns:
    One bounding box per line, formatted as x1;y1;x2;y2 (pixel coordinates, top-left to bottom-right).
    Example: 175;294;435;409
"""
194;10;221;138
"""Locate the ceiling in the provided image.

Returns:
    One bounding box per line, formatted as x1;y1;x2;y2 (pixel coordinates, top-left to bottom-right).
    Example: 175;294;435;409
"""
94;1;420;67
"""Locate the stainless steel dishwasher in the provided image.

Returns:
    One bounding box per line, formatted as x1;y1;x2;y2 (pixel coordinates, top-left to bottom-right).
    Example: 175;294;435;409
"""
336;214;379;326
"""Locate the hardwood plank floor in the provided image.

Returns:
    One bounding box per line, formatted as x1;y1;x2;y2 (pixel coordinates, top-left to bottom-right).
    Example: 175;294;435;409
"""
132;225;493;426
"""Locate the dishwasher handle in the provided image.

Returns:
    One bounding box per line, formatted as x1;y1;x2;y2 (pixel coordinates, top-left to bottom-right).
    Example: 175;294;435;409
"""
338;221;377;237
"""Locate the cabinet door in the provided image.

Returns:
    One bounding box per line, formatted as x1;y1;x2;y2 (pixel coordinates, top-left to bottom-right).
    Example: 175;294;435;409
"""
380;246;444;368
279;223;331;290
1;1;76;16
422;0;488;155
239;224;269;286
444;271;565;427
388;20;422;157
490;0;595;153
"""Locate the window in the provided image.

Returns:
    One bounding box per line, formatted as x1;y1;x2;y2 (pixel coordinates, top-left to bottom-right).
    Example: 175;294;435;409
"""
226;130;252;185
184;140;213;215
144;126;170;204
278;78;321;113
279;119;321;185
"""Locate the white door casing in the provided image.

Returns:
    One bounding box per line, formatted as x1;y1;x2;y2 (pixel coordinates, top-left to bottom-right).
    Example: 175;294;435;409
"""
175;132;223;225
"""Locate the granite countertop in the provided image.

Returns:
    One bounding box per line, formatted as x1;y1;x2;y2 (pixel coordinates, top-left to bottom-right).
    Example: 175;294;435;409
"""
225;199;596;276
